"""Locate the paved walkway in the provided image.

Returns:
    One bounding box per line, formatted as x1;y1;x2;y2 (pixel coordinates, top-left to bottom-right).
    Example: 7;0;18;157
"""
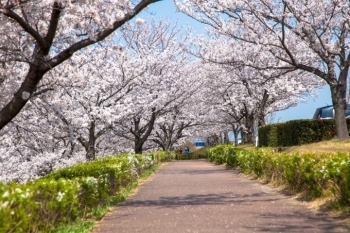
93;160;349;233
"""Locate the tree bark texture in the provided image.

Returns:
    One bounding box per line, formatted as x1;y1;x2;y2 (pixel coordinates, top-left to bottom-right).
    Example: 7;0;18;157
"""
330;83;349;140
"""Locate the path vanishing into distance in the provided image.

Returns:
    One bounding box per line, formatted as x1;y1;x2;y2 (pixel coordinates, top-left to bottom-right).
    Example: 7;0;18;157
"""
93;160;349;233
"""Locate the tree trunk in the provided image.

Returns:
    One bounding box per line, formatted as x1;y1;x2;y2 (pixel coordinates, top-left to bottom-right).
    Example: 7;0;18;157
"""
243;114;255;143
0;65;46;130
86;145;96;161
330;83;349;140
233;129;240;146
86;121;96;161
223;131;230;144
133;110;157;154
134;142;143;154
207;134;220;146
164;140;172;151
160;143;167;151
257;89;269;127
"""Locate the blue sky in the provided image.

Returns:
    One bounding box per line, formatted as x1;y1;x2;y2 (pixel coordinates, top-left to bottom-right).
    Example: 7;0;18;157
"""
142;0;333;123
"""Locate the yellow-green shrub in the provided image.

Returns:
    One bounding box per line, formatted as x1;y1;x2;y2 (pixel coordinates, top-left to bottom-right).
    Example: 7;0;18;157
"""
0;152;169;232
207;145;350;205
31;179;80;231
207;145;240;166
0;183;37;233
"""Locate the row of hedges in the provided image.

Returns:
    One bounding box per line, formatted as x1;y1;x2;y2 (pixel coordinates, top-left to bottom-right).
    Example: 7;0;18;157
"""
0;151;174;233
258;119;350;147
175;152;208;160
207;145;350;205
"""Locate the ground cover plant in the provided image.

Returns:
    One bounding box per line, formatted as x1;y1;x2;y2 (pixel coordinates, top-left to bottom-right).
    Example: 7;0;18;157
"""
206;144;350;210
0;151;173;233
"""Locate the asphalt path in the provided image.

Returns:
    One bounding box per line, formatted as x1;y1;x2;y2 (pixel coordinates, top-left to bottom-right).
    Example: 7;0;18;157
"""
93;160;349;233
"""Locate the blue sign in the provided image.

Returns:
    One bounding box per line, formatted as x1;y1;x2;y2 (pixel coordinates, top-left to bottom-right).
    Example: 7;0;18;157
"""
195;142;206;147
184;147;190;155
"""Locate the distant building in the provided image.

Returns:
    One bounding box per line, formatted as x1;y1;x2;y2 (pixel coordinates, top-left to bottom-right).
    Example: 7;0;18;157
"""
194;138;206;148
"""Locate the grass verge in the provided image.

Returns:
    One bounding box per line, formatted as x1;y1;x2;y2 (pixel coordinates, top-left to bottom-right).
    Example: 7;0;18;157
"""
284;139;350;154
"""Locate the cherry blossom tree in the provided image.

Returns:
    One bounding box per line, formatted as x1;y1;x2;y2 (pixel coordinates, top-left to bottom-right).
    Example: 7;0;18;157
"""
41;43;149;160
0;0;159;131
0;43;143;183
150;80;206;151
0;17;190;181
176;0;350;140
151;106;199;151
110;19;200;153
1;16;208;183
191;37;324;144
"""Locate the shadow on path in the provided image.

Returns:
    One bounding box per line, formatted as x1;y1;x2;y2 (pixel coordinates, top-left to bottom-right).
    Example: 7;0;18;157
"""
120;192;283;208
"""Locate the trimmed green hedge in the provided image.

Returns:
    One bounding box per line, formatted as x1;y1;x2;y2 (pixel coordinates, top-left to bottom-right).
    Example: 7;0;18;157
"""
0;151;174;233
258;119;350;147
207;145;350;205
